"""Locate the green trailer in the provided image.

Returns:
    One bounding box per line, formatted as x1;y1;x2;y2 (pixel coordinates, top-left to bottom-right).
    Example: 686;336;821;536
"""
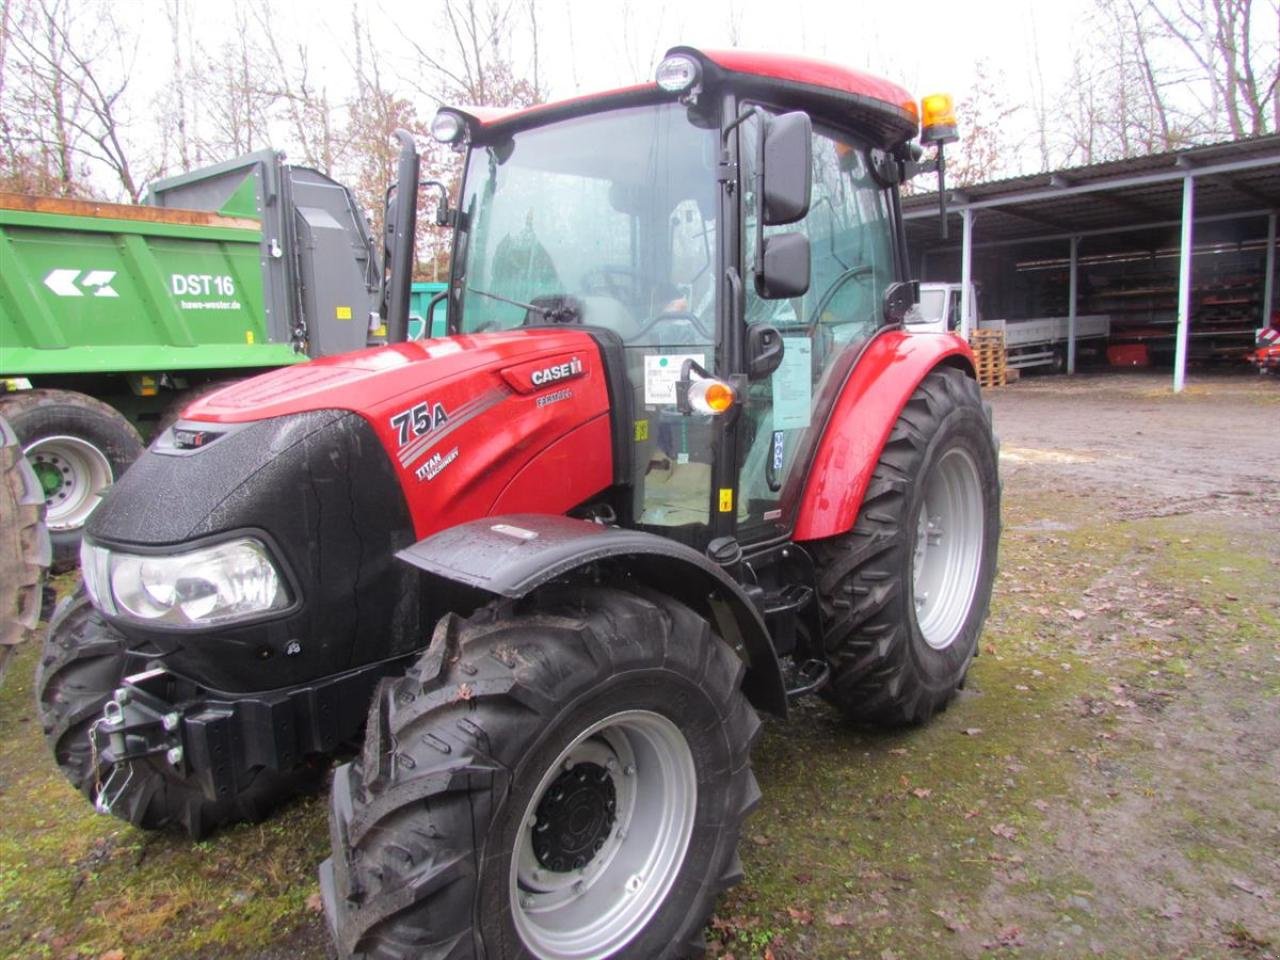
408;281;448;339
0;150;379;564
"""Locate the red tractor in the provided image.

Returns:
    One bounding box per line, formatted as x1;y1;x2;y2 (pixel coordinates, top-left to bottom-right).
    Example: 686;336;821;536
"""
38;47;999;958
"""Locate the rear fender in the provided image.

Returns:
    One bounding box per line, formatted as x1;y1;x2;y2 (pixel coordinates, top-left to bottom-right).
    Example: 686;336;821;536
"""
397;513;788;717
793;329;976;542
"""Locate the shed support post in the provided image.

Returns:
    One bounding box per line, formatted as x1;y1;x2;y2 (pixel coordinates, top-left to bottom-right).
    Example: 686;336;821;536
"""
1173;176;1195;393
1263;213;1276;329
959;207;974;340
1068;235;1079;374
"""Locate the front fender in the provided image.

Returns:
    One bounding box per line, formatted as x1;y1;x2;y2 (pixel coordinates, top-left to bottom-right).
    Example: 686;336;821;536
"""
793;329;976;541
397;513;788;717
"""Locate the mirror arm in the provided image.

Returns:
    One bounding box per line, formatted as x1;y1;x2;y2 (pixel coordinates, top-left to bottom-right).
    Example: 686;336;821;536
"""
420;179;453;227
718;106;758;185
754;111;769;283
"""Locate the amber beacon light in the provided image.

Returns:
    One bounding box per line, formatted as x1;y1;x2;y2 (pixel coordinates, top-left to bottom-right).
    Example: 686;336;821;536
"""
920;93;958;145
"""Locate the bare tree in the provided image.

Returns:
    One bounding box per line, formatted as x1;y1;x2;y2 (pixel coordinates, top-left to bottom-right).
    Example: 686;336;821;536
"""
946;59;1027;187
0;0;151;198
1141;0;1280;138
253;5;345;175
404;0;544;108
188;3;281;162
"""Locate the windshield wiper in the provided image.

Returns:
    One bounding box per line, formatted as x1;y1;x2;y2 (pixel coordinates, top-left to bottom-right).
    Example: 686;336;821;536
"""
467;286;581;324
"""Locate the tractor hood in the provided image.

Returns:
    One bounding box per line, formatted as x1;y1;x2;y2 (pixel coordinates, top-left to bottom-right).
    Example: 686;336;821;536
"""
173;327;617;540
82;328;620;692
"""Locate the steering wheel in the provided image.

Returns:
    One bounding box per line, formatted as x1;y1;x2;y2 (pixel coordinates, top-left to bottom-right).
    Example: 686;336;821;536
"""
806;265;874;327
580;266;642;304
629;309;713;344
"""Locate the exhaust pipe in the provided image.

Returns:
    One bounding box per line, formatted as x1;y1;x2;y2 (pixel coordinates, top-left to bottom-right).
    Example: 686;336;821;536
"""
380;129;420;344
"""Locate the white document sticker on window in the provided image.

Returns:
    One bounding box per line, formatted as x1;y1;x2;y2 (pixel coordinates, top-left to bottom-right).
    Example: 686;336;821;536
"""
644;353;705;405
772;337;812;430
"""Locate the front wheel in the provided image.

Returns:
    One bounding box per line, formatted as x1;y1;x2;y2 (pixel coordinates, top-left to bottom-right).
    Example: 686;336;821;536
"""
36;589;326;839
322;585;760;959
1;414;50;682
813;366;1000;726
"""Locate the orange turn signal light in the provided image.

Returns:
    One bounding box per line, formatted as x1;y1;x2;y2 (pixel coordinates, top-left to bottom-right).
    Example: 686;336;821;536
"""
687;378;736;415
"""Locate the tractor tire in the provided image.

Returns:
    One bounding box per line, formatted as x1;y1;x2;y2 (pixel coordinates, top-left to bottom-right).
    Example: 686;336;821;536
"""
813;366;999;727
1;413;50;683
322;585;760;960
0;390;144;570
36;589;326;839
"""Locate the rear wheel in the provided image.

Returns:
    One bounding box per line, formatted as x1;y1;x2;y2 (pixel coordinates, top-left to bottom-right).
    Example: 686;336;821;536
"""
36;589;325;839
1;413;50;683
0;390;144;569
813;366;999;726
322;585;760;959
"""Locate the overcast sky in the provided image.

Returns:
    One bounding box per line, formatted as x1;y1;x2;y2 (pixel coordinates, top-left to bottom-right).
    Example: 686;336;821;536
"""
167;0;1090;114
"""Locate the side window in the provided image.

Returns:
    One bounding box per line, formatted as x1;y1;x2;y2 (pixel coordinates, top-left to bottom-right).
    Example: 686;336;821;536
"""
739;112;898;541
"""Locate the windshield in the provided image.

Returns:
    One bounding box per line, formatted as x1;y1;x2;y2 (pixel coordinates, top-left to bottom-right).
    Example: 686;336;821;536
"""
453;102;720;343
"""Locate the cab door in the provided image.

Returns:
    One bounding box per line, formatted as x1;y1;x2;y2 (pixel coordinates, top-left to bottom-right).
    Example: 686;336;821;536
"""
735;113;901;544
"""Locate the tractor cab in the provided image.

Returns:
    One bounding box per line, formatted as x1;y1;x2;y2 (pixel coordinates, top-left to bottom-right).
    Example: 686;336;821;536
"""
433;48;937;553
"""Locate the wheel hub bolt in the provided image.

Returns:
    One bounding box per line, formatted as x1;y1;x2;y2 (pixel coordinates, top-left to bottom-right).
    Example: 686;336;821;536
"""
166;746;184;766
162;712;180;732
625;874;643;894
623;764;636;776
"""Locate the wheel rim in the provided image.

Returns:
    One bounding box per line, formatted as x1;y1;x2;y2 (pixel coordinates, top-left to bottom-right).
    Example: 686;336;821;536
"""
911;446;985;650
24;436;113;531
510;709;697;959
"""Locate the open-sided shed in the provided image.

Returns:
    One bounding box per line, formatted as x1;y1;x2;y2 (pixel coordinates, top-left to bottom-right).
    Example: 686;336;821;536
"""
903;135;1280;390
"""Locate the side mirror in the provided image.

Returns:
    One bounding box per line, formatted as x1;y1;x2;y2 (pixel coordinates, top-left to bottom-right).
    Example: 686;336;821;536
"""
882;280;920;325
761;112;812;225
755;232;810;300
747;324;785;380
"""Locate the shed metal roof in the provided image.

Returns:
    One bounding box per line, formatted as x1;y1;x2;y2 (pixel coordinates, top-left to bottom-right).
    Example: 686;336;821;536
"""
902;134;1280;254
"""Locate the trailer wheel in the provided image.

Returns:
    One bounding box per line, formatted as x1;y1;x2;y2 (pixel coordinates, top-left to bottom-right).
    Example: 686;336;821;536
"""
321;585;759;959
1;414;50;683
36;588;325;839
0;390;144;569
813;366;999;726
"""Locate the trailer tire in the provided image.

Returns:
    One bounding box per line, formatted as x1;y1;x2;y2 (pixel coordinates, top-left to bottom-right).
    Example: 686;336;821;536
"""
0;390;144;569
1;414;50;683
813;366;999;727
322;585;759;959
36;588;326;839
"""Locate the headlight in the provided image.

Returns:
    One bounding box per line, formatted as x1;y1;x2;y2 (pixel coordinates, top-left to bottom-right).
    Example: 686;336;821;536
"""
81;537;290;627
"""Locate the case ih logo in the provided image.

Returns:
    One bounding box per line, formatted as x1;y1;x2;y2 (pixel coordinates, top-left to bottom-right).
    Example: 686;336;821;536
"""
43;269;119;298
530;356;584;387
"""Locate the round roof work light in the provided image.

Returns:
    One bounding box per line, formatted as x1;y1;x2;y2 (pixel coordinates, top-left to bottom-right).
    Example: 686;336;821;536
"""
430;110;467;145
655;53;702;94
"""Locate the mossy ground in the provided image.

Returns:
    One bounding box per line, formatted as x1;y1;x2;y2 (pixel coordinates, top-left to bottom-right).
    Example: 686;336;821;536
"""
1;372;1277;959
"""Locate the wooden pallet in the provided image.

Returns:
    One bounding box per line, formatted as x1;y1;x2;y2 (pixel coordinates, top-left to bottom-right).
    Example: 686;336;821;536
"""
968;329;1007;388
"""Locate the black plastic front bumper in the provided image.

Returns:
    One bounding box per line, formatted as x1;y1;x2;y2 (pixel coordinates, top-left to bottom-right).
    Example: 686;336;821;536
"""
95;656;413;804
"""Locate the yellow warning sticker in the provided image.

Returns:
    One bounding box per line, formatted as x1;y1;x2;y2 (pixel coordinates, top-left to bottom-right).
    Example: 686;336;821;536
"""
336;305;352;320
374;324;388;338
719;488;733;512
245;331;254;344
634;419;650;442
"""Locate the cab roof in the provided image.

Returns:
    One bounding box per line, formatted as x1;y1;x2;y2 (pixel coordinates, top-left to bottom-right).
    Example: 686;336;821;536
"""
447;46;921;150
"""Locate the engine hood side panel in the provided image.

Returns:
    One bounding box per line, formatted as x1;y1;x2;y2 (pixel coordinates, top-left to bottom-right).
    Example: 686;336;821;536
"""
188;329;615;537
